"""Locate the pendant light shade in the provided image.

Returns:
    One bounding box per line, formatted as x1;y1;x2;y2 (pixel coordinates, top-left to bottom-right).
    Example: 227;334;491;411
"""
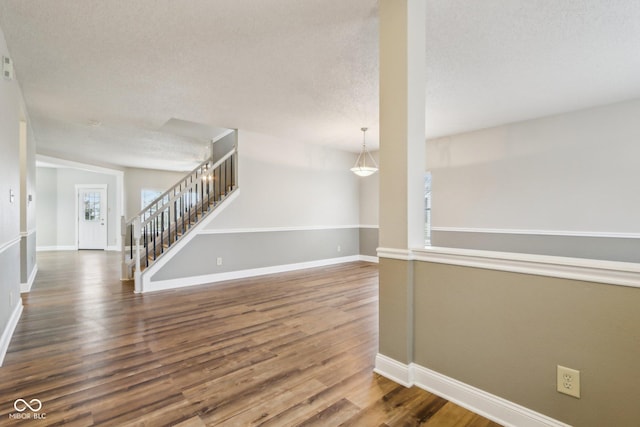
350;127;378;177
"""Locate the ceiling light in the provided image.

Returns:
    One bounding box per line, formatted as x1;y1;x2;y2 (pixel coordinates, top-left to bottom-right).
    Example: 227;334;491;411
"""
350;127;378;177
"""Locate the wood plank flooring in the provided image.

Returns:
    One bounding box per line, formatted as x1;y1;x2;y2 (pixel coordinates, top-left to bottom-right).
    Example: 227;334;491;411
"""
0;251;501;426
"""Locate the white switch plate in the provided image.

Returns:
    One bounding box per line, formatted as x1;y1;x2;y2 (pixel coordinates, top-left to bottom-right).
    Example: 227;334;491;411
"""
557;365;580;398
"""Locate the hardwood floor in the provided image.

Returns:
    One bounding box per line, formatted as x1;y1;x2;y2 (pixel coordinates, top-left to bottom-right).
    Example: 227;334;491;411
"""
1;251;501;426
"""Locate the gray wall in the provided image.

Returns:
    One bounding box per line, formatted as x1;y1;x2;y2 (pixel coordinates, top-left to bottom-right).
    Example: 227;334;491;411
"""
410;260;640;427
427;100;640;259
377;99;640;427
0;24;26;354
20;120;37;285
359;227;378;257
36;167;118;249
206;129;359;230
152;228;359;282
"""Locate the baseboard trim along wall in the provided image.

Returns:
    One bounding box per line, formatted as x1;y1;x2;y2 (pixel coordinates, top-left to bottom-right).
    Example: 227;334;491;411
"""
378;246;640;288
20;265;38;293
374;354;570;427
0;301;23;367
143;255;361;293
36;245;77;252
359;255;379;263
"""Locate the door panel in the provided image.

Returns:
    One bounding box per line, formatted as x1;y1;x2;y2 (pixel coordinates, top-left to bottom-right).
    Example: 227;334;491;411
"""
78;188;107;250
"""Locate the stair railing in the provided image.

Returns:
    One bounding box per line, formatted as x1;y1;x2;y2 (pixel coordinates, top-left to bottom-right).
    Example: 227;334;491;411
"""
121;140;237;291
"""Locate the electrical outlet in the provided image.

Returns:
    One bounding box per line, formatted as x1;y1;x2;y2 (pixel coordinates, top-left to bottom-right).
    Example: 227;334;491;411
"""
216;257;223;266
337;245;341;252
557;365;580;398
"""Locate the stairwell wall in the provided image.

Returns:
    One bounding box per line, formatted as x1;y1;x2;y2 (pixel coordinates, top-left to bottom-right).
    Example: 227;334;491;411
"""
150;130;363;286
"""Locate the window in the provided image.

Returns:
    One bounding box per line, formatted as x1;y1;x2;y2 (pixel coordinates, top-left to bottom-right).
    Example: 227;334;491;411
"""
141;189;162;210
84;192;101;221
424;172;431;246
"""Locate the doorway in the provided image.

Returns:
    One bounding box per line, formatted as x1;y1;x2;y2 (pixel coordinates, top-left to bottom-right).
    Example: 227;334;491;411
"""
76;185;108;250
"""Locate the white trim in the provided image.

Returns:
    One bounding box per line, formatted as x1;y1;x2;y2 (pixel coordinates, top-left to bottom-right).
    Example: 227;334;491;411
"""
36;245;77;252
374;355;570;427
19;229;36;238
358;255;379;263
0;237;21;255
20;265;37;293
432;226;640;239
377;247;415;261
139;190;241;293
412;364;571;427
199;224;362;234
0;301;23;367
106;245;120;252
144;255;360;293
414;246;640;288
373;354;412;387
359;224;379;229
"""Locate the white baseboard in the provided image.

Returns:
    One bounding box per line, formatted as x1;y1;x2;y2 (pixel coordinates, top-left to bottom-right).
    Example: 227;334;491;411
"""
359;255;379;263
106;245;120;252
143;255;361;293
0;301;23;367
373;353;412;387
375;354;570;427
36;245;76;252
20;265;38;293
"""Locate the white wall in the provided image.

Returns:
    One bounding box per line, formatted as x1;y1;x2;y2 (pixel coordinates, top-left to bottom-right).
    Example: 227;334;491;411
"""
358;151;379;226
206;130;360;230
124;167;186;220
427;99;640;234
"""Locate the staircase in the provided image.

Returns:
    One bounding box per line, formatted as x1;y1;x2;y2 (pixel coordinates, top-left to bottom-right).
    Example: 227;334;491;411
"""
121;132;238;292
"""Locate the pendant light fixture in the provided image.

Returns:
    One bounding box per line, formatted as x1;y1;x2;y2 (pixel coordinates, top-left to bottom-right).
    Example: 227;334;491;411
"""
350;127;378;177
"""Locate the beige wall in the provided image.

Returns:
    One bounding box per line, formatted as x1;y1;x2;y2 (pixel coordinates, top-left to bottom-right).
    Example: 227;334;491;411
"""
378;259;640;427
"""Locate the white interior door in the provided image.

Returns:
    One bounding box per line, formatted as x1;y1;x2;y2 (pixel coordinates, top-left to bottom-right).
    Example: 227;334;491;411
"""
78;187;107;250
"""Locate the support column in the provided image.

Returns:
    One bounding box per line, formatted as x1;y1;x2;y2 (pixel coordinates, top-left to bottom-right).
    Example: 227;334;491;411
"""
377;0;426;369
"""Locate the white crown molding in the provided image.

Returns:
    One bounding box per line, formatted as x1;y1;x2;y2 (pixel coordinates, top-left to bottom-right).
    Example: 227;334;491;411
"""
144;255;361;293
0;237;21;255
20;265;38;293
432;226;640;239
0;301;23;367
414;246;640;288
374;354;570;427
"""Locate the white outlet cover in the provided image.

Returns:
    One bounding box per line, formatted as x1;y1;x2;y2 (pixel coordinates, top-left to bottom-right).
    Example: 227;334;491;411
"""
557;365;581;398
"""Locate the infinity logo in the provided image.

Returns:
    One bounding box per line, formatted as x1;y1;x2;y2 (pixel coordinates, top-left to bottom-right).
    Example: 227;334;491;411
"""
13;398;42;412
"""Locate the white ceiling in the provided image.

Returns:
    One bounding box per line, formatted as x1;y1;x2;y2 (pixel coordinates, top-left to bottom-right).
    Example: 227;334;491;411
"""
1;0;640;171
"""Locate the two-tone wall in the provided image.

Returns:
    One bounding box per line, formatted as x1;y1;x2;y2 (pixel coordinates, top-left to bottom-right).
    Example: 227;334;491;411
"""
377;100;640;427
146;129;373;291
0;26;35;365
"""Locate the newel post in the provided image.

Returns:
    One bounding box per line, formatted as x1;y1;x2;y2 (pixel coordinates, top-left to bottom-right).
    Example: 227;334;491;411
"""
133;216;142;293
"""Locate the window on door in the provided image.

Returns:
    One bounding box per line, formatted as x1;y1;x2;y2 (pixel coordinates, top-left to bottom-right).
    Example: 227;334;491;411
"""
84;192;101;221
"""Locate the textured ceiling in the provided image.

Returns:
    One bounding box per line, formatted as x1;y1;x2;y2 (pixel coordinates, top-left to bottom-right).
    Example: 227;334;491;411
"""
1;0;639;170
